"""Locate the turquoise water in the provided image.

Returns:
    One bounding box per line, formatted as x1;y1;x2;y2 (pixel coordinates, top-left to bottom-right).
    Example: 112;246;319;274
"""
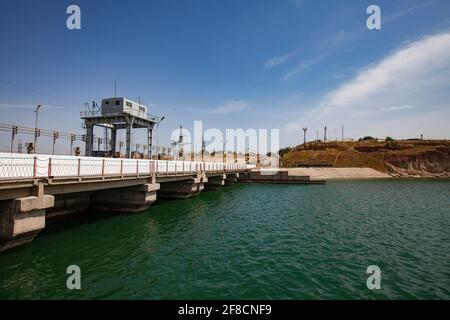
0;180;449;299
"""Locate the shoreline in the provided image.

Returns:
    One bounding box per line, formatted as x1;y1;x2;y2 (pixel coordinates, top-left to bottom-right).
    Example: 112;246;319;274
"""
257;167;450;180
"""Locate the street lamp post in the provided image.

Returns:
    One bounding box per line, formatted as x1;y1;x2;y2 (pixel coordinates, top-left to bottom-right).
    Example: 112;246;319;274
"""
222;139;228;163
156;116;165;160
33;105;42;154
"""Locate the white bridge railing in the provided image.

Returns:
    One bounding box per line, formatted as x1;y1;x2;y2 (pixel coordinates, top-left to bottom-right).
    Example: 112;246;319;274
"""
0;153;249;180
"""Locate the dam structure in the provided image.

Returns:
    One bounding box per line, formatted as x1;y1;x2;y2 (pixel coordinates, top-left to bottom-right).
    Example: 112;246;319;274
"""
0;153;249;252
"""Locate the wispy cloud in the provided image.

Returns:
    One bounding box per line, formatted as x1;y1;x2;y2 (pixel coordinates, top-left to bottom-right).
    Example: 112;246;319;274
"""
0;102;64;110
294;0;304;8
264;52;295;69
385;0;435;23
211;100;250;114
318;32;450;114
385;105;415;111
283;55;325;81
320;30;357;51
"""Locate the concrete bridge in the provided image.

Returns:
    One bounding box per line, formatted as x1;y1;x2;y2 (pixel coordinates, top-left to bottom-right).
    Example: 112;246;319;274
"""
0;153;250;252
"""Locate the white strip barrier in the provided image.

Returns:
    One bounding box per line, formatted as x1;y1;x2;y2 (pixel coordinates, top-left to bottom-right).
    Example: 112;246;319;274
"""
0;153;249;179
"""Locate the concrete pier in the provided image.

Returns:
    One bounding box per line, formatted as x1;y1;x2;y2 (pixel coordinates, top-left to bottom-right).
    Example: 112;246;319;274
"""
92;183;160;213
158;174;206;199
47;192;92;219
224;173;238;186
204;174;226;191
245;170;326;184
0;194;54;252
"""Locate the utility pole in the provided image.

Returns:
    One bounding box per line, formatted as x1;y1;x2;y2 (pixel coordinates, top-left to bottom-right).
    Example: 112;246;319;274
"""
10;125;18;153
302;128;307;146
245;147;250;165
70;134;76;156
104;128;109;152
178;125;184;160
52;131;59;155
156;116;165;159
223;139;227;163
316;130;319;142
342;125;344;142
324;126;327;142
33;105;42;154
201;134;206;162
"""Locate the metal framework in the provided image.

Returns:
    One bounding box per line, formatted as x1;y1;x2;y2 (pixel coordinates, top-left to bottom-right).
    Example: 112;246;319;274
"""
81;101;158;158
0;123;88;155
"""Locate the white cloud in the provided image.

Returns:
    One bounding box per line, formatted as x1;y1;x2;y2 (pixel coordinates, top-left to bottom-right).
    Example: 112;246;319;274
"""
385;105;415;111
212;100;250;114
282;31;450;141
265;52;295;69
319;32;450;114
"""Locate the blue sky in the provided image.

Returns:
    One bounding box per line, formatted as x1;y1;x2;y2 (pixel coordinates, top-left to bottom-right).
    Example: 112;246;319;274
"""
1;0;450;152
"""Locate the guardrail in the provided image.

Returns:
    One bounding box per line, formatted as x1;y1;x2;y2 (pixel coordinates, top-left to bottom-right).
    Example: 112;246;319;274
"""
0;153;249;180
80;110;158;122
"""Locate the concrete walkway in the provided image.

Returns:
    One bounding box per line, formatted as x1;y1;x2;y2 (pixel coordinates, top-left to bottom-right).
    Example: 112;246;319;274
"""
287;168;391;179
258;167;391;180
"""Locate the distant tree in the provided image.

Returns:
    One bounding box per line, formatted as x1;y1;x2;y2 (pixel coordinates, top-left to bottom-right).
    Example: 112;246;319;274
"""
361;136;375;141
385;136;395;142
279;147;292;158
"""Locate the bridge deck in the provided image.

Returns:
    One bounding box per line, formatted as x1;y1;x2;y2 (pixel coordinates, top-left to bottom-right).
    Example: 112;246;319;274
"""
0;153;249;181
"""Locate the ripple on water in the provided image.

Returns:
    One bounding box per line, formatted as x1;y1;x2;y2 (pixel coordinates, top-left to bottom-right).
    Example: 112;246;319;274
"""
0;181;449;299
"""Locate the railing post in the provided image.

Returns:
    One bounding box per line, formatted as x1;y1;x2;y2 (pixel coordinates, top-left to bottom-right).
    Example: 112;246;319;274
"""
48;158;52;178
102;159;105;176
120;159;123;176
33;157;37;178
136;160;139;176
77;158;81;176
166;161;168;174
182;161;185;173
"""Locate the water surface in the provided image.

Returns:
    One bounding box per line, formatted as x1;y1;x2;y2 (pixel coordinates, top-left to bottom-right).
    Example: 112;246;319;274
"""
0;180;449;299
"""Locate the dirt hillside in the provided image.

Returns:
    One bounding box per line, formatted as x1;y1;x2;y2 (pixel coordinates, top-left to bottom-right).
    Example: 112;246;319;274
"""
281;139;450;178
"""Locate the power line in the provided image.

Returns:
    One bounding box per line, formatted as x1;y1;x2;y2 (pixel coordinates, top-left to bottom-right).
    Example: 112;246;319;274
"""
0;79;60;100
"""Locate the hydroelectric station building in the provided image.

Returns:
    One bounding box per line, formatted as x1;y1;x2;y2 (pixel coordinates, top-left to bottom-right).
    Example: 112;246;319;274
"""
81;98;157;159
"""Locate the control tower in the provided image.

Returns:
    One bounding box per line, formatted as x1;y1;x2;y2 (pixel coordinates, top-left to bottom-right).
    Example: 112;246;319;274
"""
81;97;157;158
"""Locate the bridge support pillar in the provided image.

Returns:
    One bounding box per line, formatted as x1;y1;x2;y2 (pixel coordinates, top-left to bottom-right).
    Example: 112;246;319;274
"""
0;195;54;252
204;173;226;191
91;183;160;213
47;192;92;220
237;172;249;182
224;173;238;186
158;173;207;199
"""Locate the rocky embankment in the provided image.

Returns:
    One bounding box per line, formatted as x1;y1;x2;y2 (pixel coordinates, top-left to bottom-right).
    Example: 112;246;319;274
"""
282;140;450;178
385;145;450;178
